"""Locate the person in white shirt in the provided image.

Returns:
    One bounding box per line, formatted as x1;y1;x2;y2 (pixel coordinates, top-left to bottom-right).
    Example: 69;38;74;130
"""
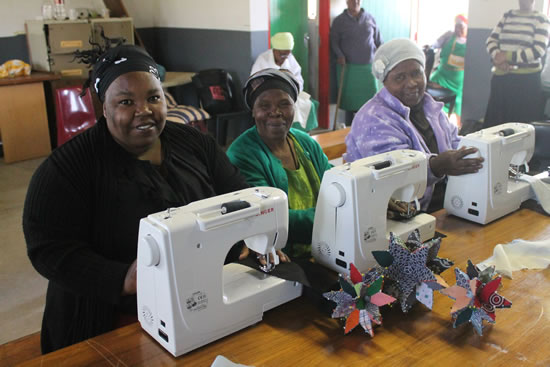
251;32;304;91
251;32;318;131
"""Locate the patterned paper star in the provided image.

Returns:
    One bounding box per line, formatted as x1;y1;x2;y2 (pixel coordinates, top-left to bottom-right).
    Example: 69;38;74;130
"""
323;264;396;336
380;231;447;312
441;261;512;335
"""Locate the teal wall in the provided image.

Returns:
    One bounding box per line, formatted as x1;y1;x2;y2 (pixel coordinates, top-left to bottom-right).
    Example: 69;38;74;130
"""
362;0;411;41
270;0;309;89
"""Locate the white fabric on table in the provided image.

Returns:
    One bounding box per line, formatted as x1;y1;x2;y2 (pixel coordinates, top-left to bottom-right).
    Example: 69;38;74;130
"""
211;355;253;367
478;238;550;279
519;174;550;215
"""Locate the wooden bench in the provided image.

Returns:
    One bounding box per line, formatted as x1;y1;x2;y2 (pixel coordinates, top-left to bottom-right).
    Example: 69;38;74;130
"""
311;127;350;160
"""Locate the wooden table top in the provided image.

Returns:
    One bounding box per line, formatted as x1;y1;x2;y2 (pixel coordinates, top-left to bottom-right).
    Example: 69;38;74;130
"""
0;72;60;87
311;127;350;161
162;72;196;88
5;207;550;366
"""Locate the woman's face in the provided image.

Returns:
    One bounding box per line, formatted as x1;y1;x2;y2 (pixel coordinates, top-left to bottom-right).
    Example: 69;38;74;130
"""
102;71;167;156
384;59;426;108
455;22;467;37
346;0;361;13
252;88;295;143
519;0;535;11
273;49;291;66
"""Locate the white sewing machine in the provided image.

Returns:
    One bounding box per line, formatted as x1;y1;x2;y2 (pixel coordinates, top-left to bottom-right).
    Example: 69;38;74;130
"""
137;187;303;357
444;122;537;224
312;149;436;275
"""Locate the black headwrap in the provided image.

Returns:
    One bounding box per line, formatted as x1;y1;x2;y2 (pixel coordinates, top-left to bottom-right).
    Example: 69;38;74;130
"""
243;69;299;110
90;44;160;102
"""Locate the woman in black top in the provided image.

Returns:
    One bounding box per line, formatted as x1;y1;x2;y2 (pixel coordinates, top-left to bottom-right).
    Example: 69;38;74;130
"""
23;45;248;353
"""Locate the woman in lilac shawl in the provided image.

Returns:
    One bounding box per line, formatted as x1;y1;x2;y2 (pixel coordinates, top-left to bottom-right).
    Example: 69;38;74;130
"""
345;39;483;212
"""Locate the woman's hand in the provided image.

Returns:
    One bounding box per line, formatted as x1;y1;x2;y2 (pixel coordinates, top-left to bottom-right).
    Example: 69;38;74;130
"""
257;250;290;266
430;147;484;177
121;260;137;296
494;51;507;65
238;244;290;265
493;51;510;71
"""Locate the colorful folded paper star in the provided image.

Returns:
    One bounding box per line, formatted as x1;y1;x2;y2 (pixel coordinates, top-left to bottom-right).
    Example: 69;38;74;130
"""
372;231;449;312
323;263;396;336
441;260;512;335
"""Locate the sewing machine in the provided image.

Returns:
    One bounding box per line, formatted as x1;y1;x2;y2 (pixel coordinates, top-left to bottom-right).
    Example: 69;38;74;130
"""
444;122;536;224
137;187;303;357
312;149;436;274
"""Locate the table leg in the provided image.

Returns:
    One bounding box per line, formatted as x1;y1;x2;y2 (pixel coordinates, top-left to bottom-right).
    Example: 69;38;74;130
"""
0;82;51;163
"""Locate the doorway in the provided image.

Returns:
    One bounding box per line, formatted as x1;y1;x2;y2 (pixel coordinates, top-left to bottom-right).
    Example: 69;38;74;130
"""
414;0;469;47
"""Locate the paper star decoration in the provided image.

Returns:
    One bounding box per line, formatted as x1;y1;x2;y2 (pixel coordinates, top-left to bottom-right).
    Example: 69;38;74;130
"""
441;260;512;335
323;263;396;336
373;231;449;312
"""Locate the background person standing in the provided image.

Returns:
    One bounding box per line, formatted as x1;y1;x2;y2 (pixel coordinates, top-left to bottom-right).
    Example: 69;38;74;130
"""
484;0;550;128
330;0;382;125
429;15;468;128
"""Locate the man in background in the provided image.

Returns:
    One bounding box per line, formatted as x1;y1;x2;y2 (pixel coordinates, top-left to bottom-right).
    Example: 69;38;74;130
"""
331;0;382;125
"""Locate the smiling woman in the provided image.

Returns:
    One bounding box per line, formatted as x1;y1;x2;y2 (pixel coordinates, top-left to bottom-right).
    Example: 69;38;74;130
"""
102;71;167;158
227;69;332;260
22;44;249;354
345;38;483;213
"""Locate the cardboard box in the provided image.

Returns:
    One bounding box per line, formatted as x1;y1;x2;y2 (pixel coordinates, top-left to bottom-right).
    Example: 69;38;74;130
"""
46;20;92;54
91;18;134;47
48;53;90;77
26;18;134;74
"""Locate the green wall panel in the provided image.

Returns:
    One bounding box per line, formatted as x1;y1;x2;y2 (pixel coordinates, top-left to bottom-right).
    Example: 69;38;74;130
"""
270;0;309;89
362;0;411;42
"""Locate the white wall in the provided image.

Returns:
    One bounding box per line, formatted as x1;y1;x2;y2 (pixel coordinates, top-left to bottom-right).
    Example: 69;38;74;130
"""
153;0;267;31
122;0;156;28
469;0;546;29
0;0;106;37
124;0;268;31
0;0;268;37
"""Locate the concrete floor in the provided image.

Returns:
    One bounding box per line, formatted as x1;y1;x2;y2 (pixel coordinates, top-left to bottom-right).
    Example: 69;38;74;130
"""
0;157;47;344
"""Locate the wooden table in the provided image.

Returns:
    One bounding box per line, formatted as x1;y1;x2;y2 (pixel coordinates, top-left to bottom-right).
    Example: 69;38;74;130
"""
3;208;550;366
311;127;350;160
0;72;60;163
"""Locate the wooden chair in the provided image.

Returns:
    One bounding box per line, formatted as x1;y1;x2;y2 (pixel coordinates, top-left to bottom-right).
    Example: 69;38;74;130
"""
54;86;96;146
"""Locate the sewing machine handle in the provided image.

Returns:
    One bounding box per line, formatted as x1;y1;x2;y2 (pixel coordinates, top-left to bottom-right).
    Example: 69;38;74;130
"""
221;200;251;214
371;160;413;178
498;128;515;137
197;201;260;231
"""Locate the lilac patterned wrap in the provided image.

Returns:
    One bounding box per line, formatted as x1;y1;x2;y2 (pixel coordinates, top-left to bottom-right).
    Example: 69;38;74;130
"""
344;88;461;210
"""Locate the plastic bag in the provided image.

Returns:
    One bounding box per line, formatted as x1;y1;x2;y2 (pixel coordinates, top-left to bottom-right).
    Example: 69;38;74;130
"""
0;60;31;78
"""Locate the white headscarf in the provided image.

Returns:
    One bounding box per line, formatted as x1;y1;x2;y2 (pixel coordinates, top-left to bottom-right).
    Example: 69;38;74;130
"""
271;32;294;50
372;38;426;83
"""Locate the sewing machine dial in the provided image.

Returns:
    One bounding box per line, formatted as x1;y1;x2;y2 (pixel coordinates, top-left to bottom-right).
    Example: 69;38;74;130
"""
326;183;346;207
141;235;160;267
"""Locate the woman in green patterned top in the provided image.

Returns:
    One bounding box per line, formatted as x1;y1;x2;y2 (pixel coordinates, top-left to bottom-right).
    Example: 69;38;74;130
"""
429;14;468;128
227;69;332;260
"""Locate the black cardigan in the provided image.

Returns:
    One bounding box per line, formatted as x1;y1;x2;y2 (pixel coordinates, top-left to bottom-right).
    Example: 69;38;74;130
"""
23;118;248;353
